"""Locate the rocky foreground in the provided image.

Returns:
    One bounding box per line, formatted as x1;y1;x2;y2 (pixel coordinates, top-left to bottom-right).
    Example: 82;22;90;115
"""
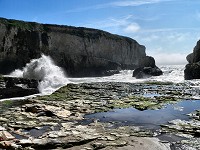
0;82;200;149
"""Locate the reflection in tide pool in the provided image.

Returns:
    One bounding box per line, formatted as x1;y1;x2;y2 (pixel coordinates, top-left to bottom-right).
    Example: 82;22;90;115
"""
85;100;200;129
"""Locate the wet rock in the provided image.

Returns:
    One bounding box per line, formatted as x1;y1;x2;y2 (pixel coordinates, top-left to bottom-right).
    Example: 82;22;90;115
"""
0;126;6;131
161;119;200;137
133;66;163;79
24;104;42;113
0;77;39;99
0;82;199;149
185;40;200;79
23;104;71;118
92;142;106;149
0;131;15;141
0;141;12;149
184;62;200;80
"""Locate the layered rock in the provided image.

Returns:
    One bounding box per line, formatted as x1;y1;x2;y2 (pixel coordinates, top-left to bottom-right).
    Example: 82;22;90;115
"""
0;76;39;99
185;40;200;80
0;82;197;149
0;17;156;77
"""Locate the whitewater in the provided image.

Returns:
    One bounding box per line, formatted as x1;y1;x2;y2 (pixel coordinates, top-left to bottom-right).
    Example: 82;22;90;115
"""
8;54;200;96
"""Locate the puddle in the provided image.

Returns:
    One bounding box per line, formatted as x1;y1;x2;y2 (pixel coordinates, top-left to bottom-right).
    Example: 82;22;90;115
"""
157;133;187;142
143;93;161;98
85;100;200;130
23;126;52;138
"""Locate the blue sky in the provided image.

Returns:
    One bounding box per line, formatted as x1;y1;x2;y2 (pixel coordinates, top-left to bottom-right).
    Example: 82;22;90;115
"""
1;0;200;65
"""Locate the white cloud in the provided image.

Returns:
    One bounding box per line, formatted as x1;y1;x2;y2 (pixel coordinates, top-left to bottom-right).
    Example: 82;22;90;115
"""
130;31;200;66
139;28;200;34
82;15;134;32
149;52;187;65
141;35;159;42
166;32;189;42
112;0;173;7
60;0;175;14
83;15;142;34
124;23;141;33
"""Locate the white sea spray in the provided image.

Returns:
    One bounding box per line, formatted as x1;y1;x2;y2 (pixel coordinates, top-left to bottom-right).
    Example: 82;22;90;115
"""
10;54;70;95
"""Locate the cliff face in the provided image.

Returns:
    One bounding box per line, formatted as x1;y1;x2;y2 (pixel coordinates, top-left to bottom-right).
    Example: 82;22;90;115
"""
0;18;155;77
184;40;200;80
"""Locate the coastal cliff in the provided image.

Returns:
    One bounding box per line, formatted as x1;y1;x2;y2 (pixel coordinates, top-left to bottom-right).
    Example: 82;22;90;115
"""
185;40;200;80
0;17;155;77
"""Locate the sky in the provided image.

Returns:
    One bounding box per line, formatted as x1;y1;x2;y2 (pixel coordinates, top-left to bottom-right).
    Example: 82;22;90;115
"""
1;0;200;65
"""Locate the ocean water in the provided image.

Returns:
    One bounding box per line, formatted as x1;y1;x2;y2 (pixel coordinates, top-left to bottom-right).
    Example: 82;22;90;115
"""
5;55;200;134
8;54;200;95
68;65;185;84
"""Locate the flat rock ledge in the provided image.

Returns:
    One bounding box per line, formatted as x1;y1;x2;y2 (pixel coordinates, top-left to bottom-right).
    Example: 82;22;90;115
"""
0;82;199;149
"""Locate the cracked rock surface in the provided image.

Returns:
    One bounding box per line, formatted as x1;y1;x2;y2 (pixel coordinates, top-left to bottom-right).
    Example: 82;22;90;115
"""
0;82;200;149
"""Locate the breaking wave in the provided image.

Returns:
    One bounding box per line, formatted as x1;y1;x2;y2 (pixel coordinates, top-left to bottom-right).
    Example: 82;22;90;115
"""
10;54;70;94
9;54;198;96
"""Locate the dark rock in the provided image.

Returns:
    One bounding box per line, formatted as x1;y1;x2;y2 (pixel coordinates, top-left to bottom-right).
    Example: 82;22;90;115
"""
0;17;156;77
133;66;163;79
185;40;200;79
37;111;56;117
184;62;200;80
140;56;156;68
25;105;42;113
0;77;39;99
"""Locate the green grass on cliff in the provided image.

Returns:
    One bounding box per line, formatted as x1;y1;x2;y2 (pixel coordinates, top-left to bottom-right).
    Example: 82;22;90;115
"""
0;17;42;30
0;17;139;46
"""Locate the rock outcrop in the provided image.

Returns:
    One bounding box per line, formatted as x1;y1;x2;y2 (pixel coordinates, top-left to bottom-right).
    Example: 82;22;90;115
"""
132;56;163;79
185;40;200;80
0;17;157;77
132;66;163;79
0;76;39;99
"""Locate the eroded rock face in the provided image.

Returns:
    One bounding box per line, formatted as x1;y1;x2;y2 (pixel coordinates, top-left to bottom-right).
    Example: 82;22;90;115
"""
0;18;156;77
185;40;200;80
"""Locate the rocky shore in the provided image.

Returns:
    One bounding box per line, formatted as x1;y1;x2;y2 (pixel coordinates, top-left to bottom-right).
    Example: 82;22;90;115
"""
0;82;200;149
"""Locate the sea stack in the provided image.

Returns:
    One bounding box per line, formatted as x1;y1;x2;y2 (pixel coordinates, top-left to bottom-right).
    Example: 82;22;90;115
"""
0;17;159;77
184;40;200;80
132;56;163;79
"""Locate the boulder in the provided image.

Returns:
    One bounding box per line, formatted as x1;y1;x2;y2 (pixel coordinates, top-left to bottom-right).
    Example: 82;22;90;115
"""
0;76;39;99
133;66;163;79
0;17;156;77
185;40;200;79
139;56;156;68
184;62;200;80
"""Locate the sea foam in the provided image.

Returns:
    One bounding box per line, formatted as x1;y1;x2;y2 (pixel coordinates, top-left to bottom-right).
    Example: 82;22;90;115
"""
10;54;69;95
